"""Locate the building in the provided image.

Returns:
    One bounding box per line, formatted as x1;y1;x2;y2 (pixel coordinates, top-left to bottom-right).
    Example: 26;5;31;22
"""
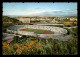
70;18;77;21
16;18;30;23
50;19;59;23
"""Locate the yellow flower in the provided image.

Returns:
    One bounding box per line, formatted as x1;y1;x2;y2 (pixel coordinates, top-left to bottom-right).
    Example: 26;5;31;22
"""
3;43;7;46
37;40;38;42
16;49;22;55
30;41;34;44
35;47;37;48
28;50;30;51
75;39;78;42
32;49;33;51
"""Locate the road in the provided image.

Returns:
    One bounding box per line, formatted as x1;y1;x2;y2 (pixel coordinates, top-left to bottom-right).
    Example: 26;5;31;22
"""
36;24;64;25
63;26;77;29
3;33;21;40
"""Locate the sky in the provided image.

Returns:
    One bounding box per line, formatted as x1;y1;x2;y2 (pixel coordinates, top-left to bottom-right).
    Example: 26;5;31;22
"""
3;2;77;16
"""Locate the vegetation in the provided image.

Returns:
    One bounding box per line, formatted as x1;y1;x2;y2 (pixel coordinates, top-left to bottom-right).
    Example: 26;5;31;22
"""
62;19;70;22
64;27;77;36
3;16;20;23
3;16;27;32
70;28;78;37
71;28;77;33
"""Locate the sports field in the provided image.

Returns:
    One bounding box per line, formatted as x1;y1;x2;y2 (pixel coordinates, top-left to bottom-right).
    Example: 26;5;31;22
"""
20;28;53;34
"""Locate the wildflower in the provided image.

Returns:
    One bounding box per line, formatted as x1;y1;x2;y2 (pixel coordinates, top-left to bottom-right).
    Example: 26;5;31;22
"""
16;49;22;55
37;40;38;42
3;43;7;46
32;49;33;51
30;41;34;44
28;50;30;51
75;39;78;42
35;47;37;48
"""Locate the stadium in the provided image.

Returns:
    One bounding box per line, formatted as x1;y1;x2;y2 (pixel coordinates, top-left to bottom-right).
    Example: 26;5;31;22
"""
6;25;68;39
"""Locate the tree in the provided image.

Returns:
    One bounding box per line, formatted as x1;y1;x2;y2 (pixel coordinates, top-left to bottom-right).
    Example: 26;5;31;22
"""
13;36;20;43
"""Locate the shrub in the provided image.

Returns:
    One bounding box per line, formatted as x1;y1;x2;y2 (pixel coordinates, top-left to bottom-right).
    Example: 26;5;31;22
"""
2;37;78;55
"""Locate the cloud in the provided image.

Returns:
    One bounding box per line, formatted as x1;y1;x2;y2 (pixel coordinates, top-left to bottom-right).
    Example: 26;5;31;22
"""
3;9;77;16
51;9;77;16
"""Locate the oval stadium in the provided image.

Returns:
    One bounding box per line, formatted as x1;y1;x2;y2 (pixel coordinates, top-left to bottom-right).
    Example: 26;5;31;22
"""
6;25;67;39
